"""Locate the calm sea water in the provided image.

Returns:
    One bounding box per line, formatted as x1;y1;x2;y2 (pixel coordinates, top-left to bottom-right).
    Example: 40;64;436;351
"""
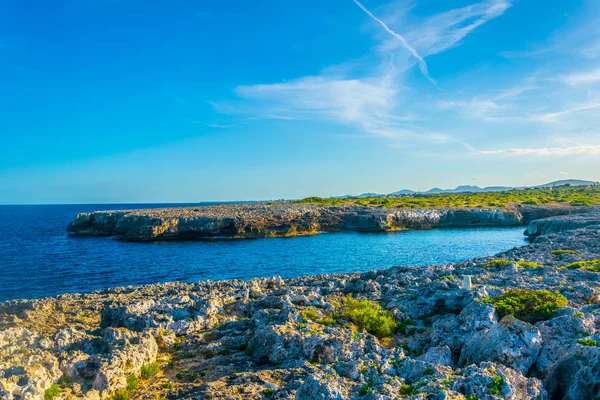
0;204;528;301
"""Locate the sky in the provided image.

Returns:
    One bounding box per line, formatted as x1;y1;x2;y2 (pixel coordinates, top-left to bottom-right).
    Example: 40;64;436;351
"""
1;0;600;204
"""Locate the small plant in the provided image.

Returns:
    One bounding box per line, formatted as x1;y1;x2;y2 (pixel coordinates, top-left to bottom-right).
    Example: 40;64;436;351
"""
466;395;479;400
485;289;568;323
562;259;600;272
517;261;542;269
263;388;274;397
358;379;375;396
399;383;418;397
318;316;337;326
577;338;598;347
485;259;511;268
112;392;129;400
162;382;174;389
488;372;504;396
44;385;61;400
423;367;435;375
140;362;160;379
126;374;138;390
551;249;578;255
341;295;398;338
300;308;318;321
398;320;416;335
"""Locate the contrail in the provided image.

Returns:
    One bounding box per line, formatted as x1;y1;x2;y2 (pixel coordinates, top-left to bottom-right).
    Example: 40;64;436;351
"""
352;0;438;88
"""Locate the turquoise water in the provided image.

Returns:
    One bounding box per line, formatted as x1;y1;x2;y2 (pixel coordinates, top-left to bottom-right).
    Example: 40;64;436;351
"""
0;204;527;301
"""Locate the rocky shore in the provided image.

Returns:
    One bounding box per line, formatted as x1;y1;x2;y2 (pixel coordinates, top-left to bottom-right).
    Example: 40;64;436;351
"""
66;202;591;241
2;209;600;399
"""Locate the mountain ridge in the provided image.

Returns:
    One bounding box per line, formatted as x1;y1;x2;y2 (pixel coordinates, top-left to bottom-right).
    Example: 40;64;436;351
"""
348;179;597;199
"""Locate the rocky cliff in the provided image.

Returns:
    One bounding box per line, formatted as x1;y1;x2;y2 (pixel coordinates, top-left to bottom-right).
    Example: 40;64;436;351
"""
4;212;600;399
67;202;592;241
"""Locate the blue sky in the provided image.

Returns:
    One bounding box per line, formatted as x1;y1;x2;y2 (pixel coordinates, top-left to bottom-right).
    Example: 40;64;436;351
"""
1;0;599;203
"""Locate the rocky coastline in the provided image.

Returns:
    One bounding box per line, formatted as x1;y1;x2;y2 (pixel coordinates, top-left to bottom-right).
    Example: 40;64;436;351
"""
2;209;600;399
66;202;592;241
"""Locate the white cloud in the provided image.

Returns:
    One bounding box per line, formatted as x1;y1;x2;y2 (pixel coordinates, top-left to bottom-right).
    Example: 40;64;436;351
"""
394;0;512;57
560;67;600;85
212;0;513;146
535;101;600;122
352;0;437;87
559;171;570;176
477;144;600;156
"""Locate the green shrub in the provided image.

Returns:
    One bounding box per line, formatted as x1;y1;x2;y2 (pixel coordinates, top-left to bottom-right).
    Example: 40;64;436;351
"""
551;249;578;255
140;362;160;379
399;383;418;396
300;308;318;321
341;295;397;338
44;385;61;400
485;259;511;268
577;338;598;347
485;289;568;323
318;316;337;326
112;392;129;400
126;374;138;390
562;259;600;272
517;261;542;269
489;372;504;395
358;378;375;396
263;388;274;396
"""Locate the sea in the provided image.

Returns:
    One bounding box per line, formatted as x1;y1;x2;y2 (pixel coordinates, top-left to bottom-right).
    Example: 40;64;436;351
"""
0;203;528;301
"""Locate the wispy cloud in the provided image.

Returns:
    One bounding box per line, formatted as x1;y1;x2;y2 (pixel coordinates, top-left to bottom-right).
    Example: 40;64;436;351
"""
352;0;437;87
438;82;536;121
399;0;512;57
535;101;600;122
477;144;600;156
560;67;600;85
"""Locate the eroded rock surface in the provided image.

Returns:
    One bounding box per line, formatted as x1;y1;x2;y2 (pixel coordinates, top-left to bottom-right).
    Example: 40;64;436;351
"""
3;213;600;399
66;202;592;241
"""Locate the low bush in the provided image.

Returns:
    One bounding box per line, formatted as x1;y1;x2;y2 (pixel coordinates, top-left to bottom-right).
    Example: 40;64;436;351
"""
485;259;511;268
126;374;138;391
341;295;397;338
577;338;598;347
562;259;600;272
551;249;578;256
517;261;542;269
44;385;61;400
140;362;160;379
485;289;568;323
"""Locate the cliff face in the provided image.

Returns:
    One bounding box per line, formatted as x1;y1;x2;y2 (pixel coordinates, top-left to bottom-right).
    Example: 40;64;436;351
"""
525;210;600;238
65;203;551;241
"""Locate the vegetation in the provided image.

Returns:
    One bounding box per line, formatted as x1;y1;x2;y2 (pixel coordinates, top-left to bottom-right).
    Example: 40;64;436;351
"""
577;338;598;347
126;374;138;391
140;362;160;379
485;289;568;323
341;295;398;338
295;185;600;209
485;259;511;268
398;383;419;397
516;261;542;269
561;259;600;272
44;385;61;400
551;249;578;256
484;260;541;268
488;372;504;396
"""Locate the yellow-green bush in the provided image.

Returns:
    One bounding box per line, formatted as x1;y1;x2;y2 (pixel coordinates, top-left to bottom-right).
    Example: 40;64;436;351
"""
341;295;397;338
485;289;568;323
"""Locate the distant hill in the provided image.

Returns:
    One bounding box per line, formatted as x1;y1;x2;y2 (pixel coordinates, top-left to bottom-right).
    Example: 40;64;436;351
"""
342;179;597;199
535;179;597;188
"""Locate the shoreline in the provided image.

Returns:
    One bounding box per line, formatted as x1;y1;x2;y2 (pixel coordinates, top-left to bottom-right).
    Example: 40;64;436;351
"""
66;201;594;241
2;211;600;399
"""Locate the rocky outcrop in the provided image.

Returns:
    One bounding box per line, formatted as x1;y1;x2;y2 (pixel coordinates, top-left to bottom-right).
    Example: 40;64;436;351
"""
3;212;600;399
524;210;600;238
67;202;593;241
